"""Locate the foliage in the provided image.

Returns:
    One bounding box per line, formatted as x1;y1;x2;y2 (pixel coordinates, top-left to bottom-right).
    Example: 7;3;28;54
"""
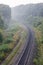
4;38;13;44
1;29;27;65
0;24;27;64
33;17;43;65
0;32;3;43
0;16;4;29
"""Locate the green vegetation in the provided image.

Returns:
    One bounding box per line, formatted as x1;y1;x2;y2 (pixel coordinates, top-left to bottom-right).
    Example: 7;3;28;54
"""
0;16;4;29
0;32;3;43
0;17;23;64
0;28;21;64
0;3;43;65
31;16;43;65
25;15;43;65
0;32;14;63
1;27;27;65
0;15;27;65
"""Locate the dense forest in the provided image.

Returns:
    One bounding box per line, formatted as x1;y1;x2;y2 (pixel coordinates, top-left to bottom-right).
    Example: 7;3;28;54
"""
11;3;43;22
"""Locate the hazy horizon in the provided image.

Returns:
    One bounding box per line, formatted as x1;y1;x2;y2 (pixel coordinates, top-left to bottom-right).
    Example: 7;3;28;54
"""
0;0;43;7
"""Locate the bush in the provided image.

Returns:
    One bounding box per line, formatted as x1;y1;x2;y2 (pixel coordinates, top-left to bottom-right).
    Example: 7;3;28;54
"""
3;48;12;53
0;52;5;61
41;40;43;43
33;58;38;65
4;38;13;44
0;44;12;52
0;32;3;43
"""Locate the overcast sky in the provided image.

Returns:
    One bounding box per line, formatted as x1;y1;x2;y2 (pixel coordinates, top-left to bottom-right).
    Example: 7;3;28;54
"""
0;0;43;7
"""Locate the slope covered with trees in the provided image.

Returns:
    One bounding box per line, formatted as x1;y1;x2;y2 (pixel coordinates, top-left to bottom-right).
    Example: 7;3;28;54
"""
12;3;43;22
0;4;11;19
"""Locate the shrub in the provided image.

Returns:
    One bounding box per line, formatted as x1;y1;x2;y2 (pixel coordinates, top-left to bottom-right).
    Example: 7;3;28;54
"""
33;58;38;65
0;44;12;52
4;38;13;44
0;32;3;43
41;40;43;43
0;52;5;61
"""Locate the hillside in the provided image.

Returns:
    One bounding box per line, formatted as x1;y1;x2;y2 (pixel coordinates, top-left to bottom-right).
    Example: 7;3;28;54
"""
11;3;43;22
0;4;11;20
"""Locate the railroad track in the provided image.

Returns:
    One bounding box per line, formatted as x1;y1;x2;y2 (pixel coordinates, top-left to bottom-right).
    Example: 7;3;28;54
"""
18;29;36;65
7;25;36;65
